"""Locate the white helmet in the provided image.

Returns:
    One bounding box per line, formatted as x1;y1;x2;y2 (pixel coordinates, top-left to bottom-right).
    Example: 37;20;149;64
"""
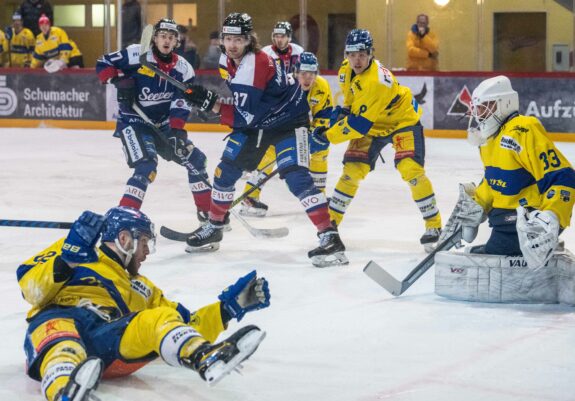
468;75;519;144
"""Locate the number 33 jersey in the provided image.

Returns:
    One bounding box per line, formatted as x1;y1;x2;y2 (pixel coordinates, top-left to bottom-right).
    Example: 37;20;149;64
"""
474;114;575;229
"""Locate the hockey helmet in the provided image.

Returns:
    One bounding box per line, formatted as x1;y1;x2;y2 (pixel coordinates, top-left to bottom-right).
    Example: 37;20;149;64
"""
470;75;519;140
38;14;50;26
101;206;156;250
222;12;253;36
273;21;292;37
295;52;319;73
345;29;373;54
13;11;23;21
153;18;179;39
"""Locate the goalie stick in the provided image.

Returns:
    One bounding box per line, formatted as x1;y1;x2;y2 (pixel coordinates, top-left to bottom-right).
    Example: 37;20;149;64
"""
363;227;463;296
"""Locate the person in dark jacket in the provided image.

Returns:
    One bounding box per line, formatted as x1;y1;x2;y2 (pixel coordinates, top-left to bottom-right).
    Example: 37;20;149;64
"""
121;0;142;48
17;0;53;36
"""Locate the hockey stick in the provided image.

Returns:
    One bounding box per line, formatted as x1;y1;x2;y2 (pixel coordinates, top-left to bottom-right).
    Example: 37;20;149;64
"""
0;219;72;229
363;227;463;296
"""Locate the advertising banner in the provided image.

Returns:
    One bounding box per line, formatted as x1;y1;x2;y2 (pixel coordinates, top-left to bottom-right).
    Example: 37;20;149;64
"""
434;76;575;133
0;71;106;121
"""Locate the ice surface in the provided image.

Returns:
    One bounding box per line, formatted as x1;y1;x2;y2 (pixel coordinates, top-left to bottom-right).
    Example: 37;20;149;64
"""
1;128;575;401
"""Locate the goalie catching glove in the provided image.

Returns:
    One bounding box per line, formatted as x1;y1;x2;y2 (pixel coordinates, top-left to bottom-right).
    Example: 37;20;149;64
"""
184;85;218;112
219;270;270;322
516;206;560;269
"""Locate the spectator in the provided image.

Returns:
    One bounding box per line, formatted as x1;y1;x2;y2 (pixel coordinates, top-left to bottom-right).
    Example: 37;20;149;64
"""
0;30;7;67
201;31;221;69
121;0;142;48
406;14;439;71
5;12;35;67
68;39;84;68
175;24;199;69
17;0;53;37
31;14;72;72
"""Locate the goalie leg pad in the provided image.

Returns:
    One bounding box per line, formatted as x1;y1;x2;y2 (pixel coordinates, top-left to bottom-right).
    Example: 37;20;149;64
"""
434;250;575;304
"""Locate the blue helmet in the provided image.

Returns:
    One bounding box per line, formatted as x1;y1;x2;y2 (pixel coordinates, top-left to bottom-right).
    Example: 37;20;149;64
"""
295;52;319;73
101;206;155;244
345;29;373;53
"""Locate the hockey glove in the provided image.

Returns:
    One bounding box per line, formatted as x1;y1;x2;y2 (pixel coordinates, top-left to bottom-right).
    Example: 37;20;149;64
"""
516;207;560;270
44;59;67;73
61;211;105;265
439;183;486;244
184;85;219;112
110;76;136;110
309;126;330;154
218;270;270;322
329;106;350;127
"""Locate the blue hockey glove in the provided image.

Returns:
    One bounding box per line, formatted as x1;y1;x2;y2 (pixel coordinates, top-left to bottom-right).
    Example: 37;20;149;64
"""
218;270;270;322
110;76;136;110
184;84;218;112
309;126;330;154
329;106;350;127
61;211;105;264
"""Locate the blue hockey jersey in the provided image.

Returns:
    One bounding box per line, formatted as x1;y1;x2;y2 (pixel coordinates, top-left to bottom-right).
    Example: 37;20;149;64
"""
96;44;194;129
217;50;309;130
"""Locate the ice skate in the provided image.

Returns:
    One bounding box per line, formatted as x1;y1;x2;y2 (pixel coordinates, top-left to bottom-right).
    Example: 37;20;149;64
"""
185;325;266;386
239;197;269;217
56;357;104;401
420;227;442;253
308;228;348;267
197;211;231;232
186;221;224;253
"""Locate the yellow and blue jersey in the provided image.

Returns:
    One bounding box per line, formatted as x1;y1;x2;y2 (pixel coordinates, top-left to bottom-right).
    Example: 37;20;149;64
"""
0;31;7;64
31;26;71;68
7;27;35;67
474;114;575;229
326;58;421;144
307;75;333;129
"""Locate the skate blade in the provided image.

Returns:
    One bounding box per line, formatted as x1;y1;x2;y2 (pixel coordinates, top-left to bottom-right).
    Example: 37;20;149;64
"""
66;358;104;401
205;329;266;386
311;252;349;268
185;242;220;253
239;208;267;218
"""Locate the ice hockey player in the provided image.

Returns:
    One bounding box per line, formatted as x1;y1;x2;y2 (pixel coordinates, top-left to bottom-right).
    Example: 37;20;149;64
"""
309;29;442;251
239;21;306;217
182;12;347;267
440;75;575;269
96;18;213;227
294;51;334;192
30;14;72;71
18;206;270;401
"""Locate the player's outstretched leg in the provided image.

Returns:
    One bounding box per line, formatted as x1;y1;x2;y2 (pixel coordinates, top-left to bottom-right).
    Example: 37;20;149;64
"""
182;325;266;386
56;357;104;401
308;227;348;267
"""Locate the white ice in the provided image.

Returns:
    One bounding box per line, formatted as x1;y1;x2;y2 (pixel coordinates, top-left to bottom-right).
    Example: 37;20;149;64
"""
1;128;575;401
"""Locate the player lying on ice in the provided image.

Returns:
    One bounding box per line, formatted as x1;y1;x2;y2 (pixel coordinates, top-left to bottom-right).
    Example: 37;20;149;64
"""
435;75;575;303
17;206;270;401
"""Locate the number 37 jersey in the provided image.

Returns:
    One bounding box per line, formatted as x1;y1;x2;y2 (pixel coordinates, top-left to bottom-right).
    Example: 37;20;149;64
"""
474;114;575;229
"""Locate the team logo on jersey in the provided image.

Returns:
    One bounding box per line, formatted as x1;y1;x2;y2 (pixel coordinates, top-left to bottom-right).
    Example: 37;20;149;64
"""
560;190;571;202
547;189;556;199
0;76;18;116
339;73;346;83
500;136;522;153
131;279;152;299
446;85;472;116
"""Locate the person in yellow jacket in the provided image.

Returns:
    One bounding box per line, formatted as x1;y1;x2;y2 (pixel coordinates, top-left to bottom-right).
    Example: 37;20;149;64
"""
18;206;269;401
406;14;439;71
0;30;7;66
309;29;442;250
5;12;35;67
441;75;575;269
31;14;72;70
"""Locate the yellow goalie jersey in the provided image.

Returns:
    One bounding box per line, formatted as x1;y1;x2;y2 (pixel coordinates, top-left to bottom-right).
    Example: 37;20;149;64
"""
17;239;224;342
308;75;334;129
325;59;421;144
31;26;72;68
474;115;575;229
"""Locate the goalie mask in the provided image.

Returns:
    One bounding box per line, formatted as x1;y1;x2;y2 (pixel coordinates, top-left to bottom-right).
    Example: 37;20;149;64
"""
468;75;519;145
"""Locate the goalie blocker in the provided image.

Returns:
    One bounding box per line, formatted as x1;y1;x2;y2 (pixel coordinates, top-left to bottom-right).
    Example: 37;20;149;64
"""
435;248;575;305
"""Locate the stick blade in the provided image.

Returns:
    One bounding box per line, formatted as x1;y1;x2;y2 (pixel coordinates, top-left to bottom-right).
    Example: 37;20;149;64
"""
140;24;154;55
160;226;190;242
249;226;289;239
363;260;404;296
